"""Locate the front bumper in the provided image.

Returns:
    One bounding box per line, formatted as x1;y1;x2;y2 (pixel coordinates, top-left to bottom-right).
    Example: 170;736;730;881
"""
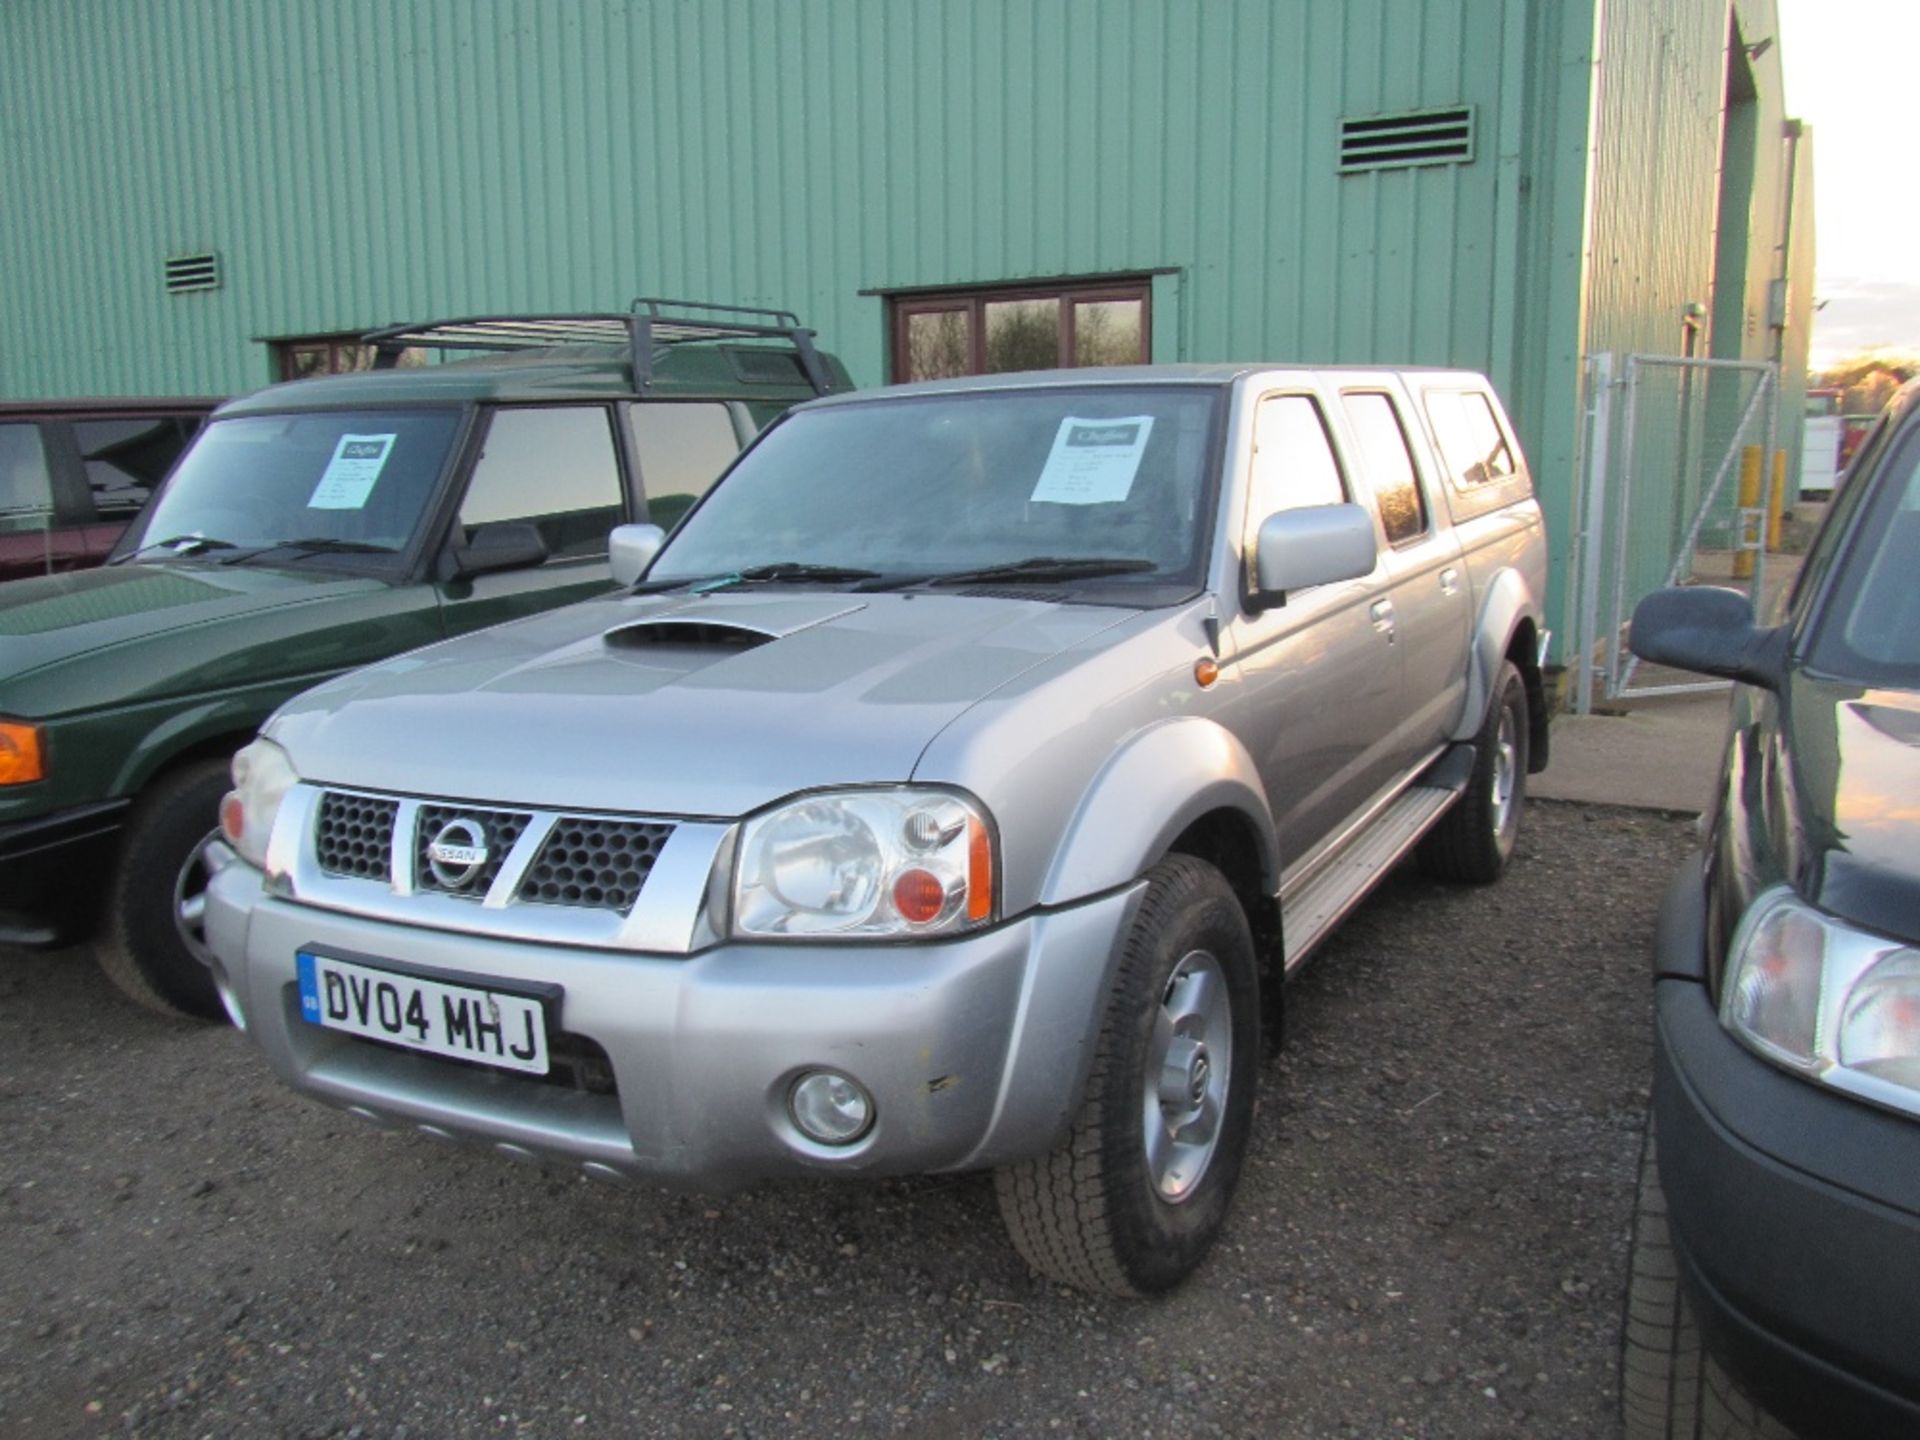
0;798;128;946
1653;871;1920;1438
204;862;1142;1188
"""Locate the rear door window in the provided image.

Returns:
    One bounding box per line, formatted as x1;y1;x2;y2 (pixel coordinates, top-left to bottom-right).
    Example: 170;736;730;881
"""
625;402;740;530
72;415;199;521
460;406;625;560
0;424;54;529
1340;392;1428;546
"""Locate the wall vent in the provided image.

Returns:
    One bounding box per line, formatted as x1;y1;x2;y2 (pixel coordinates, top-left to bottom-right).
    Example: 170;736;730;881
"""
164;252;220;294
1339;107;1474;173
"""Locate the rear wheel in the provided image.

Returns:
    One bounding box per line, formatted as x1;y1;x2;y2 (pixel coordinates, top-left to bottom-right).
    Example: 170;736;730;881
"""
1621;1118;1796;1440
91;758;230;1021
993;856;1259;1297
1419;658;1527;883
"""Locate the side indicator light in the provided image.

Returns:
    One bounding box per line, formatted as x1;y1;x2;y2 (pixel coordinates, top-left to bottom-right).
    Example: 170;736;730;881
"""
967;817;994;922
0;722;45;785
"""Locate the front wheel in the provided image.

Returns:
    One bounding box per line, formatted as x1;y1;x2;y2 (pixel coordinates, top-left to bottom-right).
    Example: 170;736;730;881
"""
1621;1118;1796;1440
91;758;231;1021
993;855;1260;1297
1419;657;1528;883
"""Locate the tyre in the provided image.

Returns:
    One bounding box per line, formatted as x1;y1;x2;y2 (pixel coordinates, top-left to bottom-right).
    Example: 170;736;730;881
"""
1621;1119;1796;1440
91;758;231;1021
1419;657;1527;883
993;855;1260;1297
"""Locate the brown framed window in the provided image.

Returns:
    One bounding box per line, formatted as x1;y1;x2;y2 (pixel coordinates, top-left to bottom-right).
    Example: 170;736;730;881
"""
890;278;1151;383
272;333;427;381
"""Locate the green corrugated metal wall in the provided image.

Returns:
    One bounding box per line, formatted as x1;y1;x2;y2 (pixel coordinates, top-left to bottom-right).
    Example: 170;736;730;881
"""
0;0;1534;396
0;0;1815;643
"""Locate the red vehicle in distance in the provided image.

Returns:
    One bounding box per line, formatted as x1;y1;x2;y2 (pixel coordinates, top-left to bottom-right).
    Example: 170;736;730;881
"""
0;398;219;582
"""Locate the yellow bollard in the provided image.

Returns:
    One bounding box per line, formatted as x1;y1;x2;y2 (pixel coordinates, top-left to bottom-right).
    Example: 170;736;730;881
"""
1733;445;1762;578
1768;449;1788;552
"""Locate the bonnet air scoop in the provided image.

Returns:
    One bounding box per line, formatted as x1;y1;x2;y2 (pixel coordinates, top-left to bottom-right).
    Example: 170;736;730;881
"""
604;617;778;651
601;594;867;651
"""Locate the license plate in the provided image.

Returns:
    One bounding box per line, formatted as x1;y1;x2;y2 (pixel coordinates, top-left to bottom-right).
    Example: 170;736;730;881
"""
296;951;551;1075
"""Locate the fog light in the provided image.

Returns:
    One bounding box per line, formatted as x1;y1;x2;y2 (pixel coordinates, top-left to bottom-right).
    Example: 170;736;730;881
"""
788;1070;874;1145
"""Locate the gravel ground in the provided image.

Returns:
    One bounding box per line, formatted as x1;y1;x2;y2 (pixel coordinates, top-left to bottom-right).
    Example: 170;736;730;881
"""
0;800;1691;1439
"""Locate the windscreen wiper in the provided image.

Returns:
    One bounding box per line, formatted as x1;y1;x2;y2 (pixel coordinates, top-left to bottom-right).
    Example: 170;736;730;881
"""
681;562;883;593
862;556;1159;590
107;534;238;565
219;537;399;565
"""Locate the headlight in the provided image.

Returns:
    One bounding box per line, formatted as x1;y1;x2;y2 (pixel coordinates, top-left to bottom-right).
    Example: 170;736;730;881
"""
732;789;996;939
220;737;298;869
1722;887;1920;1114
0;720;45;786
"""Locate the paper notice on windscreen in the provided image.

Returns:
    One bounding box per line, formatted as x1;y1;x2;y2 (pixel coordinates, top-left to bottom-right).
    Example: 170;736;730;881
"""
1030;416;1155;505
307;433;397;509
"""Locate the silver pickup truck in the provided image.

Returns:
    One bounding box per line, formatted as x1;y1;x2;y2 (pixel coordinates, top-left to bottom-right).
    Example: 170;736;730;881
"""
205;364;1549;1296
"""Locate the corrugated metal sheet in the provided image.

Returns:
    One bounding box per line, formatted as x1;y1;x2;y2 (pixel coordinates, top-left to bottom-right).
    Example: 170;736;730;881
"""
1;0;1523;400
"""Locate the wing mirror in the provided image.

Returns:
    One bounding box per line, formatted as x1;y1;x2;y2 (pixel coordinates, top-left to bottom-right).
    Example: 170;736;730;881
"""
1629;586;1787;690
1251;503;1378;607
449;520;548;580
609;523;667;587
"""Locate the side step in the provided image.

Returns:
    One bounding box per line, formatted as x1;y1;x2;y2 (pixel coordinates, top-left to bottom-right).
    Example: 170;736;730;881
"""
1279;784;1459;973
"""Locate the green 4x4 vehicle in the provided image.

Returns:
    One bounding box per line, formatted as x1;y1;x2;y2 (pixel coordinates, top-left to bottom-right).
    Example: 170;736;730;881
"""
0;299;847;1017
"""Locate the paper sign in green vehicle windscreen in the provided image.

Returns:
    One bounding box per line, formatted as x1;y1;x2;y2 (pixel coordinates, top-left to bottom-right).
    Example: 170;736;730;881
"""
308;434;397;509
1030;416;1155;505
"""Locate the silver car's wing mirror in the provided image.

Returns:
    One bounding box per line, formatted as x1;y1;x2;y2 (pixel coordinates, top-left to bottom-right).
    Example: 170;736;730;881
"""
609;523;667;587
1252;503;1378;603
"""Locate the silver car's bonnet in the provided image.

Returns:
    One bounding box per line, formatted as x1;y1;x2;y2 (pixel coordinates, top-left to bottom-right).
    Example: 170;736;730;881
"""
269;589;1139;816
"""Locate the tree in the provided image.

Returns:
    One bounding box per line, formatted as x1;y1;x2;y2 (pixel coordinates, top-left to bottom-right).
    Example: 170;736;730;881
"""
1812;349;1920;415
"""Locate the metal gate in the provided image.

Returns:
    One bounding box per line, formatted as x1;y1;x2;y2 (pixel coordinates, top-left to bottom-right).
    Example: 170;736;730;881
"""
1566;354;1778;712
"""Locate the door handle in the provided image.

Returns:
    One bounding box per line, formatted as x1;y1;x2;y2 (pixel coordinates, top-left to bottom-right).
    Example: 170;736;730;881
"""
1369;598;1395;636
1439;567;1460;595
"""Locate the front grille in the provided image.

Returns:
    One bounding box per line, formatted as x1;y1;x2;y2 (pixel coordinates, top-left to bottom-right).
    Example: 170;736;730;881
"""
414;804;531;899
315;793;399;880
518;819;672;912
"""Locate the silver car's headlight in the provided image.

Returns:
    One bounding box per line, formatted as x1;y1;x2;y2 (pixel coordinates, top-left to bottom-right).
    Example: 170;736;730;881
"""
731;789;996;939
1722;886;1920;1112
219;737;299;869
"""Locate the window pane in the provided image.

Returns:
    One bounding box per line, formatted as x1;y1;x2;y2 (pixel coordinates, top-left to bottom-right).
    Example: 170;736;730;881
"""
649;386;1224;586
1427;390;1516;488
627;402;739;530
1340;393;1427;545
461;406;623;559
905;309;971;382
984;297;1061;373
286;346;329;380
133;410;459;556
1251;396;1346;519
0;424;53;525
1073;299;1144;367
73;417;196;520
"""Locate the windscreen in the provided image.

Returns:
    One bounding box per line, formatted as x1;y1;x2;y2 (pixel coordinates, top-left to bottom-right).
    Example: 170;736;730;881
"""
123;409;460;562
1807;431;1920;686
649;386;1223;587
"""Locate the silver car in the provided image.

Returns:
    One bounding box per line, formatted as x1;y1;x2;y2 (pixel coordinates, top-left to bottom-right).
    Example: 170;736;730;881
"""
205;364;1550;1295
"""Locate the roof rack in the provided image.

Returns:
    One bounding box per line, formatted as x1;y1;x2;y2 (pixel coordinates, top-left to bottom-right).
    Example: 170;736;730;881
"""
360;297;834;396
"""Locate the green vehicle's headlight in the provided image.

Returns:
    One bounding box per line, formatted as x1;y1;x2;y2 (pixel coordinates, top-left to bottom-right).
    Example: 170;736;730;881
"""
731;789;996;939
1722;887;1920;1111
220;737;299;869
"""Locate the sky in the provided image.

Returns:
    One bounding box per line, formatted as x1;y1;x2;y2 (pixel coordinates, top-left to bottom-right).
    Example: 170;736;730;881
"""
1774;0;1920;367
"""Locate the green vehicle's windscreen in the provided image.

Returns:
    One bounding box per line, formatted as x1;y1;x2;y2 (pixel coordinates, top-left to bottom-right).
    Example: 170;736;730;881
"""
650;387;1225;588
121;409;461;564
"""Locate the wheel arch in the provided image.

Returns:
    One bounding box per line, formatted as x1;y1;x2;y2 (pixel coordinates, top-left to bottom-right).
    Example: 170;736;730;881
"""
1456;567;1549;773
1037;717;1280;919
111;701;270;800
